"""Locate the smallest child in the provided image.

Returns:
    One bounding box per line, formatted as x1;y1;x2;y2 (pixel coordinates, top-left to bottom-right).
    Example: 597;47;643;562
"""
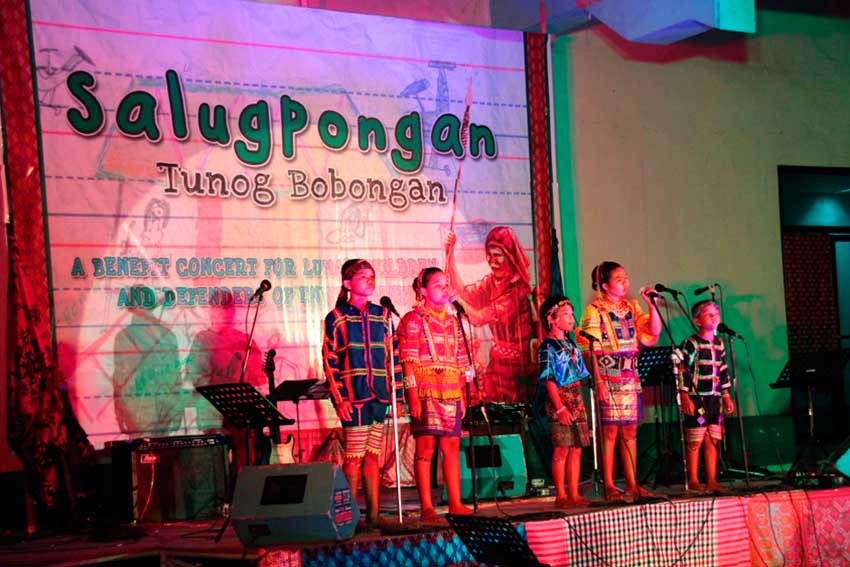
678;300;736;493
537;295;592;507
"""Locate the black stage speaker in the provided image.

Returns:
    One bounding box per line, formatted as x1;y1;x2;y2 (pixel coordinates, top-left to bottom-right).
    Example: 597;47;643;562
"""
231;462;358;545
100;441;135;525
131;435;229;522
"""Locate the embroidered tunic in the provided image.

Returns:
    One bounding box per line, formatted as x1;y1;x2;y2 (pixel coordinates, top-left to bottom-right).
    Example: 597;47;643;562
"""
537;337;591;447
576;297;658;425
322;302;402;407
679;335;730;397
398;307;467;436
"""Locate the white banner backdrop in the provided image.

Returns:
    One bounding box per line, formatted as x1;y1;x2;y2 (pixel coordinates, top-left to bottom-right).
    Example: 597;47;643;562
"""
29;0;535;446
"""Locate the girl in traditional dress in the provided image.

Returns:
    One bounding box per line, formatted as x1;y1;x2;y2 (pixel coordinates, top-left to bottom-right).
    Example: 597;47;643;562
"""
399;267;473;522
538;295;591;507
576;261;661;501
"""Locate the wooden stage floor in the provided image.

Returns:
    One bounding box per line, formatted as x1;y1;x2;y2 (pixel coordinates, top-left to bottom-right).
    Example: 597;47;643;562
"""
2;478;848;567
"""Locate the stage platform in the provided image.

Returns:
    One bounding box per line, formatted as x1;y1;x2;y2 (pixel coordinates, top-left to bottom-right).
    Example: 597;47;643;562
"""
2;482;849;567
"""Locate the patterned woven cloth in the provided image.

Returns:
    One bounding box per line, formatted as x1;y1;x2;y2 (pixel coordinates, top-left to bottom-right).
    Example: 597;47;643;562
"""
255;488;850;567
562;499;718;566
748;487;850;567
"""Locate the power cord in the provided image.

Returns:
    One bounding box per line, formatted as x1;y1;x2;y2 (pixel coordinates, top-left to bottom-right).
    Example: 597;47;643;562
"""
138;461;157;523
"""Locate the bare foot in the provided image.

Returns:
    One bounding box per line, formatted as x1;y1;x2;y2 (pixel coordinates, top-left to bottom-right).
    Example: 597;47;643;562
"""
686;483;706;494
374;516;393;529
554;497;570;509
356;517;380;533
624;485;654;500
705;482;728;493
568;496;591;507
448;504;474;515
604;485;623;501
420;508;442;524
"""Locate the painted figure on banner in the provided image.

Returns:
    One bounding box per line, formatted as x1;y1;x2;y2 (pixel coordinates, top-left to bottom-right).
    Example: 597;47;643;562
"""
445;226;537;403
399;60;456;178
183;289;266;434
322;259;403;528
112;286;182;435
399;268;473;522
576;261;661;501
35;44;93;114
107;194;178;436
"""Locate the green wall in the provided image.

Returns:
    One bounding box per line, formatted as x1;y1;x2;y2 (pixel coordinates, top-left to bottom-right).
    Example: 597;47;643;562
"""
551;11;850;416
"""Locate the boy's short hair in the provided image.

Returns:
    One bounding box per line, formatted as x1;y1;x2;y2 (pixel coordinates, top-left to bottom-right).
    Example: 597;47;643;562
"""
691;300;718;319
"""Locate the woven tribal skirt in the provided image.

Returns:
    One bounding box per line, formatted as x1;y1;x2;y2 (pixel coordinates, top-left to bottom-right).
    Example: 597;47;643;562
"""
599;373;642;426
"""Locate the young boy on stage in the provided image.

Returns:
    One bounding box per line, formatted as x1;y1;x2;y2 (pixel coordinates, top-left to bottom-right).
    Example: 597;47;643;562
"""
322;259;403;527
537;295;592;507
678;300;735;493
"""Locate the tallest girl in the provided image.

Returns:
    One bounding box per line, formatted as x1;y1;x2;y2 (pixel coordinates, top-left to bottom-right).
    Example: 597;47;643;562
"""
576;261;661;500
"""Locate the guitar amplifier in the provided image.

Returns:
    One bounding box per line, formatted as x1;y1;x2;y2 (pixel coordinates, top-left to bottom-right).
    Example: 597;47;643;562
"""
130;434;230;522
445;434;528;500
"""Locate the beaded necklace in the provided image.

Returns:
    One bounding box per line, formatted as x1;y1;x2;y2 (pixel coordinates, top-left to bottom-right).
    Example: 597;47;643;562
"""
419;305;458;363
552;336;578;364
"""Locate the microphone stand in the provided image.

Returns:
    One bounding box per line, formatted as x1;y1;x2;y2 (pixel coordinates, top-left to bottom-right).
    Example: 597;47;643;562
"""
583;337;605;500
671;293;697;333
384;311;404;523
455;308;481;512
240;293;264;384
722;332;751;489
671;349;690;493
216;291;265;543
240;292;267;467
649;295;689;492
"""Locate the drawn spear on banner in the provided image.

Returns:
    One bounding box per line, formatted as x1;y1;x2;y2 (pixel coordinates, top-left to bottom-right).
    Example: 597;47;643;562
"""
448;80;473;235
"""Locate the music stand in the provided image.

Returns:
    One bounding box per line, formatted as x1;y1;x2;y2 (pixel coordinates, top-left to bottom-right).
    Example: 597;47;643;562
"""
782;351;850;486
637;346;674;386
636;347;681;486
196;382;294;541
197;382;294;431
270;379;320;463
769;361;792;390
446;514;549;567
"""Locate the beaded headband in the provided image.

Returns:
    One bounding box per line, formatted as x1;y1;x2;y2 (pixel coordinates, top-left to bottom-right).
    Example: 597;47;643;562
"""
545;298;572;321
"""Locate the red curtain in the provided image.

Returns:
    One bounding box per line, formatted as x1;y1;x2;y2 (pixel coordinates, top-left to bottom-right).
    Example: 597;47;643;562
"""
525;32;554;303
1;0;66;507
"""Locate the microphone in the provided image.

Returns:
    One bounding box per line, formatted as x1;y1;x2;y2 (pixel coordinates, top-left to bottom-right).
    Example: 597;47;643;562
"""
250;279;272;300
646;290;659;301
449;295;466;316
380;296;400;318
655;283;683;296
578;330;598;343
694;283;717;296
717;322;744;340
